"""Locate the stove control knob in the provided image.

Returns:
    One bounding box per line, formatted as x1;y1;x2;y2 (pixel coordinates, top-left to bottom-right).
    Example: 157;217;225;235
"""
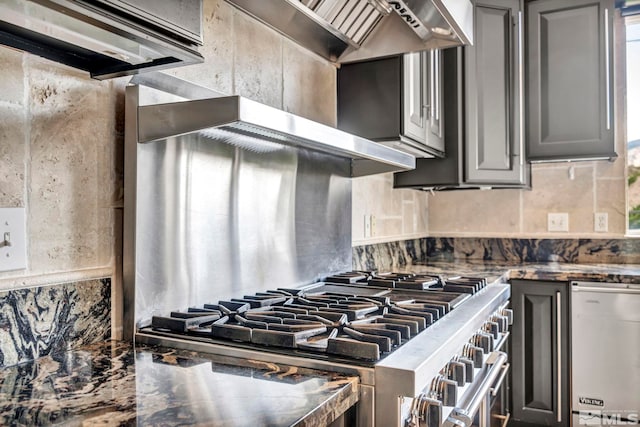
412;395;442;427
491;314;509;333
430;375;458;407
464;344;484;368
446;360;466;386
458;357;475;383
440;378;458;406
484;321;500;339
474;332;494;353
501;308;514;325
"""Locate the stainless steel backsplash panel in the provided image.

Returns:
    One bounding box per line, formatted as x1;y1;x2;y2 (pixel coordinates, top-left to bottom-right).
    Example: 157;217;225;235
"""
124;84;352;337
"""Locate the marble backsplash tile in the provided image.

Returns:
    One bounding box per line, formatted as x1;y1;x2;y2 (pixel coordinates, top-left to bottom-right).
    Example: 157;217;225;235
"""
352;237;640;270
0;278;111;367
352;238;426;271
426;237;640;264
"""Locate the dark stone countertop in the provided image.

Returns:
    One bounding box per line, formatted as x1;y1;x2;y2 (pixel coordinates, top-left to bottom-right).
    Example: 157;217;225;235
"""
398;260;640;284
0;341;359;427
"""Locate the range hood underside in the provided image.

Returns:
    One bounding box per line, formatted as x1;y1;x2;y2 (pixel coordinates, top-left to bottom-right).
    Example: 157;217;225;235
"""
225;0;473;63
0;0;203;80
137;95;416;177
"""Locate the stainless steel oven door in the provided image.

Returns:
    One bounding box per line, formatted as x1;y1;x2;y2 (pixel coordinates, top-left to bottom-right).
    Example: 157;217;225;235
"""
445;351;510;427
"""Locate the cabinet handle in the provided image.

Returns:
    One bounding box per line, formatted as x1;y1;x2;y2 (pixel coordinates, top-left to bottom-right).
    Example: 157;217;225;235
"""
430;50;438;122
605;8;611;131
556;290;562;423
517;11;524;171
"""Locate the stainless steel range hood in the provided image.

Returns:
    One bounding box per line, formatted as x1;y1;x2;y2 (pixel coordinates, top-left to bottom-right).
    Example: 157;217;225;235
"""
225;0;473;63
0;0;204;79
136;89;416;177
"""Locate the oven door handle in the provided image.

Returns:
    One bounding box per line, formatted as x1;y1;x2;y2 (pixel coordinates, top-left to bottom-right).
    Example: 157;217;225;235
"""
447;351;508;427
490;362;510;396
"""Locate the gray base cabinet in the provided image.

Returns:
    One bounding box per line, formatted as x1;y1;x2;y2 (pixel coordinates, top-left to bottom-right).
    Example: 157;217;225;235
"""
526;0;616;162
510;280;570;427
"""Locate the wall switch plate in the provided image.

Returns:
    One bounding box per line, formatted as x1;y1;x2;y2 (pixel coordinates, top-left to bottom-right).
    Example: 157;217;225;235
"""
548;213;569;232
594;212;608;232
370;215;376;237
0;208;27;272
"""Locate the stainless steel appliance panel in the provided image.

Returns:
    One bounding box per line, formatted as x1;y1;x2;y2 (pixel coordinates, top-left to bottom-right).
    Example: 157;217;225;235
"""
132;130;352;330
571;282;640;423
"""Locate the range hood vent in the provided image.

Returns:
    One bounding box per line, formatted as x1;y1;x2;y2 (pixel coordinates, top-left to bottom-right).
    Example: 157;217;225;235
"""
225;0;473;63
137;94;416;177
0;0;204;80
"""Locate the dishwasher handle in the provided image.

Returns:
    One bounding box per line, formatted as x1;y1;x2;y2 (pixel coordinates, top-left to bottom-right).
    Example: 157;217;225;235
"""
571;281;640;294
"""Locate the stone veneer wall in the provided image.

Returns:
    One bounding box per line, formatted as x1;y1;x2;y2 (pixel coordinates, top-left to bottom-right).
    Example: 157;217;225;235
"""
0;279;110;367
353;237;640;270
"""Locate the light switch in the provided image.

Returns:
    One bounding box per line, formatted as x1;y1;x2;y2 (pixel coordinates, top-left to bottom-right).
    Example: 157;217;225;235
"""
547;213;569;232
0;208;27;272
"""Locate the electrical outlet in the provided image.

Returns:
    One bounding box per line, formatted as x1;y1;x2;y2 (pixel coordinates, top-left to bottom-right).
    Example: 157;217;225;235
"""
594;212;608;232
364;214;371;238
0;208;27;272
548;213;569;232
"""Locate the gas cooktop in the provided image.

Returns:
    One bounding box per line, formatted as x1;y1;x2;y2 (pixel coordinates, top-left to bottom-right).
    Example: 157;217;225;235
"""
141;271;490;364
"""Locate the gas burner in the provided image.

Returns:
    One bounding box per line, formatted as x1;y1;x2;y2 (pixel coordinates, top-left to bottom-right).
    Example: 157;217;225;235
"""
325;271;488;294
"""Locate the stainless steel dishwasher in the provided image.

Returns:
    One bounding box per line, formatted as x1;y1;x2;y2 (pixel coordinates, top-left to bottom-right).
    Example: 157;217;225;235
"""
571;281;640;426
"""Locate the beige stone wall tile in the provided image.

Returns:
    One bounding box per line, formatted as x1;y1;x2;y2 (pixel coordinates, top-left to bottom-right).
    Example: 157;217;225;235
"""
168;0;234;95
282;41;336;126
415;191;429;234
523;165;594;233
428;188;520;234
352;175;383;241
402;200;414;235
0;47;24;106
233;9;283;108
352;173;429;243
0;105;25;206
27;60;115;272
596;178;626;235
596;156;625;180
378;217;403;237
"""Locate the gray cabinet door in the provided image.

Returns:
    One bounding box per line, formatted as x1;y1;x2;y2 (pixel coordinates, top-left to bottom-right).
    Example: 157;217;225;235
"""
511;280;570;427
426;49;445;153
526;0;616;161
403;51;428;145
465;0;526;185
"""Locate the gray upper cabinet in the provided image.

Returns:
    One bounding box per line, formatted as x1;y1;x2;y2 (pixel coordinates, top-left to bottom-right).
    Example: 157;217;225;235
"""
394;0;530;189
337;51;445;158
526;0;616;161
466;0;526;185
